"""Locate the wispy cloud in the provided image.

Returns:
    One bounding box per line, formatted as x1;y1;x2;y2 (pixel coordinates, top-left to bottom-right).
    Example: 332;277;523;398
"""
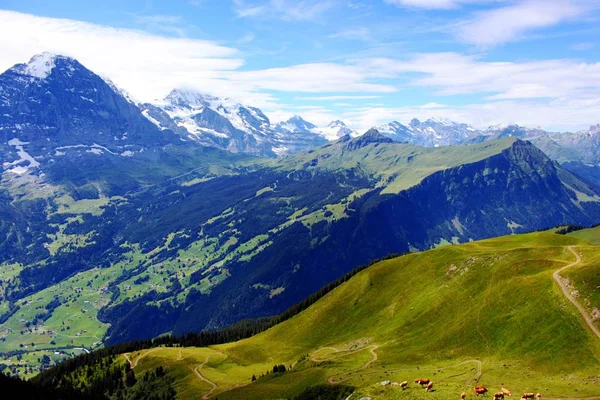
456;0;593;47
295;95;382;101
132;14;185;36
571;42;595;51
231;63;397;93
238;33;256;44
392;52;600;101
133;14;182;25
385;0;462;9
233;0;337;21
328;28;371;41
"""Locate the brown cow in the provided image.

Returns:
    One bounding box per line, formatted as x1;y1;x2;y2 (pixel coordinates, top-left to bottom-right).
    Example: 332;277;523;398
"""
414;378;431;386
475;386;489;396
536;394;541;399
502;388;512;396
521;394;535;400
493;393;505;400
461;393;466;399
426;382;434;392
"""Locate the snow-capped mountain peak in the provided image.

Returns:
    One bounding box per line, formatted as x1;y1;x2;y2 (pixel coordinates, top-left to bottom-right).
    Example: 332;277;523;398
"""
274;116;317;134
23;52;57;79
163;89;219;110
328;120;347;128
8;52;82;81
141;88;327;156
375;118;477;147
316;120;358;141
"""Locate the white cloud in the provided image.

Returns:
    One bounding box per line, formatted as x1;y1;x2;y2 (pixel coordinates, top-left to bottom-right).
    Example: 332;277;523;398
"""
233;0;337;21
378;52;600;101
230;63;397;93
457;0;592;47
0;10;242;102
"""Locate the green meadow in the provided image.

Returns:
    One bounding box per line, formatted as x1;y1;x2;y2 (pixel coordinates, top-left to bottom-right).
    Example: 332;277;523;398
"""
119;228;600;399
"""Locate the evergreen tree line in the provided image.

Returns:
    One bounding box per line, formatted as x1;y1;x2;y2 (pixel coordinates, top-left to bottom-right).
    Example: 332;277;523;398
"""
554;222;600;235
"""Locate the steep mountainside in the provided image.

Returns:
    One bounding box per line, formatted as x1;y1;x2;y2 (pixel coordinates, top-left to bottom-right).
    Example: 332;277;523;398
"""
35;229;600;400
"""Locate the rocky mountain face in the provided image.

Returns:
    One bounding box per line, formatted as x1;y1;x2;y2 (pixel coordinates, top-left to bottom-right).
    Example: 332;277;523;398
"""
0;53;178;162
142;90;328;157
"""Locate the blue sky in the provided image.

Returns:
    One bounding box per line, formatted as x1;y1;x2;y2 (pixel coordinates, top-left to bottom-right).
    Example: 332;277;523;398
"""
0;0;599;131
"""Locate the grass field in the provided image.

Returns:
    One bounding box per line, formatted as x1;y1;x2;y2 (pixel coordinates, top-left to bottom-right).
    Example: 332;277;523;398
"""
121;229;600;400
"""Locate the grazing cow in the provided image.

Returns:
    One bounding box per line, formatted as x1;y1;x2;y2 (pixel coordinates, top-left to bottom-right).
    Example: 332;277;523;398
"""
536;394;541;399
426;382;433;392
521;394;535;399
493;393;505;399
502;388;512;396
399;381;408;389
475;386;489;396
414;378;431;386
461;393;466;399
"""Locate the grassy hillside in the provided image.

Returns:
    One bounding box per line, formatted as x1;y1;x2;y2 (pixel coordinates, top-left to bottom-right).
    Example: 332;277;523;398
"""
267;136;519;194
85;229;600;399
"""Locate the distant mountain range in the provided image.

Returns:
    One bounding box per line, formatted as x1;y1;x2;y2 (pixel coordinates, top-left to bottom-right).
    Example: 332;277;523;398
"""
4;53;598;165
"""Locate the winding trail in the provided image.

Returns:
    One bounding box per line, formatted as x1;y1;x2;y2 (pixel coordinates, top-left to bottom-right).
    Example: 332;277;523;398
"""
124;348;159;369
320;345;379;384
554;246;600;340
192;356;218;400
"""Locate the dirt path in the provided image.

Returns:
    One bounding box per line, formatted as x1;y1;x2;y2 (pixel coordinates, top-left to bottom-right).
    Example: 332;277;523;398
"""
192;356;218;400
311;346;371;363
460;359;482;386
124;348;159;369
554;246;600;340
323;345;380;384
